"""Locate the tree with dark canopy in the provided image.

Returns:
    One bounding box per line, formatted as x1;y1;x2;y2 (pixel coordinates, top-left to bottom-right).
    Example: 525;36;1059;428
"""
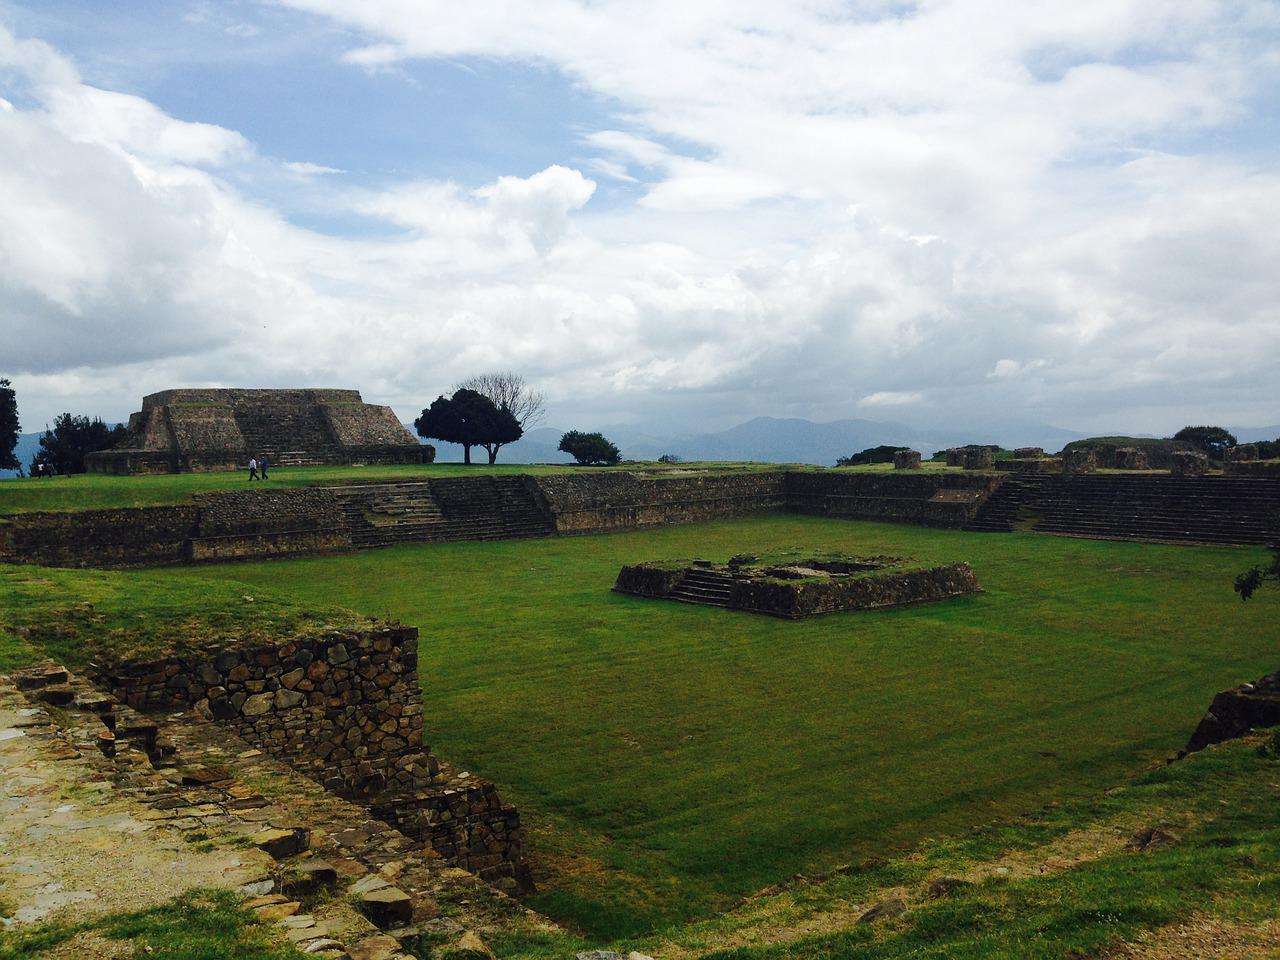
31;414;128;475
1174;425;1237;459
1236;546;1280;601
559;430;620;466
414;389;522;464
454;372;545;431
0;379;19;471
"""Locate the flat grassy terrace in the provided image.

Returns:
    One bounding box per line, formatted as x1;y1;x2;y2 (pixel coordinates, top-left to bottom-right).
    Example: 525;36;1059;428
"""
2;517;1275;942
0;461;786;516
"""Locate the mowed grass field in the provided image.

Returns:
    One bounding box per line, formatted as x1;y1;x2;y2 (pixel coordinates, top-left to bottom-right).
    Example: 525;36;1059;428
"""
142;516;1278;937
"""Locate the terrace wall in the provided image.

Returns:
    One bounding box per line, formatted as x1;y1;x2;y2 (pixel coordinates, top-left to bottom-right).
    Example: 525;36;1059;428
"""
784;471;999;527
532;471;787;533
90;625;526;885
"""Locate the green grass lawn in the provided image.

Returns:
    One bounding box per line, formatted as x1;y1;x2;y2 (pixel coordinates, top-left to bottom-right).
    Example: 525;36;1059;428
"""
125;516;1275;939
0;461;788;515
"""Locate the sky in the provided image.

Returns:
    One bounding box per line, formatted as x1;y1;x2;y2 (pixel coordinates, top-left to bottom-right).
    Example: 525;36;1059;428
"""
1;0;1278;438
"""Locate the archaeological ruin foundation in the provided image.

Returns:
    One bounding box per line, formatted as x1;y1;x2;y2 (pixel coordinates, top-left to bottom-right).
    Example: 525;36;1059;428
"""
613;553;981;618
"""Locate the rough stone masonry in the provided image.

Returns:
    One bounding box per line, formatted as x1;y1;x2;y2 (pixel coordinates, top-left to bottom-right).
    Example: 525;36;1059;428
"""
90;624;528;889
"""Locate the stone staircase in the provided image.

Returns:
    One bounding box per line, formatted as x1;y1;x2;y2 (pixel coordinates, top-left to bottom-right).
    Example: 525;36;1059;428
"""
670;568;735;607
430;477;555;541
333;483;447;549
963;474;1052;532
965;474;1280;544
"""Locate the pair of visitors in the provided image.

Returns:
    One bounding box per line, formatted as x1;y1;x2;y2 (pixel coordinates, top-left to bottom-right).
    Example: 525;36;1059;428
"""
248;457;260;481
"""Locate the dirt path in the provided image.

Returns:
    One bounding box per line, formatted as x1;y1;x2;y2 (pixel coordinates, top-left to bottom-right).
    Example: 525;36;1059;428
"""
0;681;276;929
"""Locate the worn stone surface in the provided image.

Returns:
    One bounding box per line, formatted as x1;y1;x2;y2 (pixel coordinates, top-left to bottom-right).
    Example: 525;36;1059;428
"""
893;449;922;470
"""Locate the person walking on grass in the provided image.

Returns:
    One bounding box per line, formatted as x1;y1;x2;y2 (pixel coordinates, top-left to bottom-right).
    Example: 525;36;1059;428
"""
248;456;259;481
259;454;270;480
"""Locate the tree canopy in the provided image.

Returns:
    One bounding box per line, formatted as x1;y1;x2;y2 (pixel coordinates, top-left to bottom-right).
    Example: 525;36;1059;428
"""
0;379;19;472
414;389;522;464
559;430;620;466
454;371;545;431
1236;544;1280;601
31;413;127;475
1174;425;1237;459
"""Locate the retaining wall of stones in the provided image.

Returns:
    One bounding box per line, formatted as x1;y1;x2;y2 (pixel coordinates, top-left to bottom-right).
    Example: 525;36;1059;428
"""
1185;672;1280;754
532;471;787;534
784;471;999;527
0;469;1005;567
89;625;527;886
728;562;981;618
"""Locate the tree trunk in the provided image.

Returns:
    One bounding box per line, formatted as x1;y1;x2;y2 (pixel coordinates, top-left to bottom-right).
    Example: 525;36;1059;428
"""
463;444;472;465
487;445;499;464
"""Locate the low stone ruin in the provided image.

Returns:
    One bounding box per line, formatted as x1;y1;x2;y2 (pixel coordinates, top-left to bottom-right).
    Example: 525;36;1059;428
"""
1112;447;1148;470
89;624;528;890
1063;449;1097;475
1172;450;1209;477
963;448;994;470
893;449;922;470
614;553;980;619
1014;447;1045;459
1227;444;1259;462
1185;672;1280;754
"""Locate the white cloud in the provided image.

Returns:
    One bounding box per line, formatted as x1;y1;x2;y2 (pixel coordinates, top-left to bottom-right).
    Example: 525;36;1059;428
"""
3;5;1280;434
859;391;925;408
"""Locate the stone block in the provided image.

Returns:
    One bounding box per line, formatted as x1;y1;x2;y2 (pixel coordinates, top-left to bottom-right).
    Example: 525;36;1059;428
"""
254;827;310;859
355;885;413;928
1171;450;1209;476
893;449;921;470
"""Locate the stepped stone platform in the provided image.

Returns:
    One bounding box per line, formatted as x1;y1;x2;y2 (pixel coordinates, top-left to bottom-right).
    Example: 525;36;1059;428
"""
87;387;429;474
614;553;980;619
965;473;1280;545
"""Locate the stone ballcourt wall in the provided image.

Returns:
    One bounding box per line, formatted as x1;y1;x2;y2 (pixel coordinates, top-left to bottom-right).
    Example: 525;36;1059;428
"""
91;625;527;886
7;466;1272;569
531;471;787;533
784;471;1000;527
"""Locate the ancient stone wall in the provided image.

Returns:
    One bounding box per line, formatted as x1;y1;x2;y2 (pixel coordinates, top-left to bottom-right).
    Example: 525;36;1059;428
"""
90;625;526;885
0;507;198;567
188;488;351;561
728;562;980;618
532;471;786;534
893;450;922;470
784;471;998;527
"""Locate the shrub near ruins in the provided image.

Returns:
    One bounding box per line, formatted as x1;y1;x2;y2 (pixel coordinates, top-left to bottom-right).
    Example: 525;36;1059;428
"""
558;430;621;465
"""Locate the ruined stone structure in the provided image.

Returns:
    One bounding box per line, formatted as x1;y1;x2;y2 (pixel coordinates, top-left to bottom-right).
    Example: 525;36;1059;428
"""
1185;672;1280;754
1014;447;1045;459
1063;449;1097;475
4;462;1277;568
1227;444;1259;462
893;449;922;470
1172;450;1209;477
91;625;527;887
1113;447;1148;470
86;388;428;474
965;472;1280;544
615;555;980;618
